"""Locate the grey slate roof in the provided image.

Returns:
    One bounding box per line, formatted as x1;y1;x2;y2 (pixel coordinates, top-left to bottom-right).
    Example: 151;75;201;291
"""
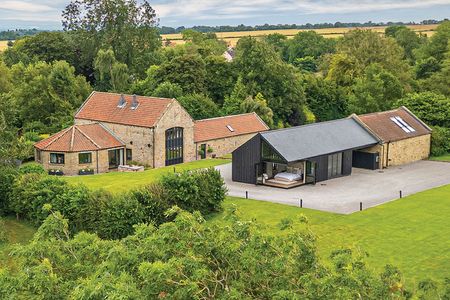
261;117;380;162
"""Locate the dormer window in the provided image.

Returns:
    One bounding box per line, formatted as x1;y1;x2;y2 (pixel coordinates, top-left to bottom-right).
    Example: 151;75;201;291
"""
226;125;234;132
117;94;126;108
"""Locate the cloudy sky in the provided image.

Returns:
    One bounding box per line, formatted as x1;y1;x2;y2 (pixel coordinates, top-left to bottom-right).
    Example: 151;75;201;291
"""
0;0;450;30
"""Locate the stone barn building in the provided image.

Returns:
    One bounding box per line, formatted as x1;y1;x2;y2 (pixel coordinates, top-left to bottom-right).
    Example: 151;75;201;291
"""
34;92;268;175
354;106;432;169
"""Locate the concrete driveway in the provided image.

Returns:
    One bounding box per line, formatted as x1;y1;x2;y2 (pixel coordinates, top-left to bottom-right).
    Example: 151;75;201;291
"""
216;160;450;214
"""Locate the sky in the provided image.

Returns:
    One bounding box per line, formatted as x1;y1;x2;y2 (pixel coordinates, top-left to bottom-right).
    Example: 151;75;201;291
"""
0;0;450;30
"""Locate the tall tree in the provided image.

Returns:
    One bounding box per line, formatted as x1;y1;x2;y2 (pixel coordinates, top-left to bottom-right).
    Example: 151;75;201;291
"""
62;0;161;78
240;93;274;127
222;76;247;115
94;48;130;92
284;31;335;63
178;93;219;120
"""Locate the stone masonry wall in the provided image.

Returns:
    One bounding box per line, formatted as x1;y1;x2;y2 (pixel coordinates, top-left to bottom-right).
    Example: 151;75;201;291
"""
196;133;258;159
75;118;154;167
36;148;117;176
386;134;431;167
154;101;195;168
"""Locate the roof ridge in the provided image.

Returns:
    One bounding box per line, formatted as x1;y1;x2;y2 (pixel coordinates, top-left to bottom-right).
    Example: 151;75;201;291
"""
195;112;257;123
92;91;175;102
75;125;101;149
262;117;352;135
399;106;432;132
358;107;402;117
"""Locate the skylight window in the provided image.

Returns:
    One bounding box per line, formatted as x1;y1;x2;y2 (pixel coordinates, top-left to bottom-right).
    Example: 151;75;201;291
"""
117;95;126;108
226;125;234;132
390;116;415;133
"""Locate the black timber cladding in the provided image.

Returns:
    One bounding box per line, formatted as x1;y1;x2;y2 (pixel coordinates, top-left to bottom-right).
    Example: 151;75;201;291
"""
352;151;379;170
232;134;261;184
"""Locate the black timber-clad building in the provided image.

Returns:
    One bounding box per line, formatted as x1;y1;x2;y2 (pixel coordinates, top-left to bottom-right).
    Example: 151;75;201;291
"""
232;116;381;188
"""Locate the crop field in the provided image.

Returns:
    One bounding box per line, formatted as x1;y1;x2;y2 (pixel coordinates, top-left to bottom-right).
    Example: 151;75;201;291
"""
162;24;438;46
0;41;9;51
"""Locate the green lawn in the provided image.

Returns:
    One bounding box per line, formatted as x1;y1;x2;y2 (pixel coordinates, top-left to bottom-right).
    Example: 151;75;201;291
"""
64;158;231;194
211;184;450;286
430;154;450;162
0;217;36;269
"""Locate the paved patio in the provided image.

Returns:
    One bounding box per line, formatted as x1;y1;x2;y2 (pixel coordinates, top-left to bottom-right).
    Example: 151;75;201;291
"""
216;160;450;214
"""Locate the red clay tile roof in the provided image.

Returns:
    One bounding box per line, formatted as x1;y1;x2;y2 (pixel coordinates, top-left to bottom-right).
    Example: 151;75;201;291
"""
194;113;269;143
35;123;124;152
75;91;174;127
357;106;431;142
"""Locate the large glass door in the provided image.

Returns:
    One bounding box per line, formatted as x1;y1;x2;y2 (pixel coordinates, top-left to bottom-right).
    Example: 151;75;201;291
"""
108;149;123;169
165;127;184;166
305;161;316;184
327;152;343;178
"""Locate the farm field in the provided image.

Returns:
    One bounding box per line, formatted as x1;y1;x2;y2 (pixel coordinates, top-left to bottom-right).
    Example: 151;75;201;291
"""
162;24;438;46
211;184;450;286
0;41;8;51
64;158;231;194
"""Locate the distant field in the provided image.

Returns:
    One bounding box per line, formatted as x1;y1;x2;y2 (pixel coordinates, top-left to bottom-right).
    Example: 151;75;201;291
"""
162;24;438;46
0;41;8;51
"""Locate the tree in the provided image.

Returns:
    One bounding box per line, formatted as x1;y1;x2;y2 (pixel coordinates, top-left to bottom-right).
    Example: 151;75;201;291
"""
416;21;450;63
327;30;411;86
0;209;421;299
62;0;161;78
178;93;219;120
348;64;404;114
264;33;287;54
234;37;307;126
304;75;349;121
94;49;130;92
7;61;91;133
157;54;207;94
285;31;335;63
395;92;450;128
204;55;235;105
240;93;274;127
420;49;450;96
415;57;441;79
222;76;247;115
385;26;423;62
153;82;183;98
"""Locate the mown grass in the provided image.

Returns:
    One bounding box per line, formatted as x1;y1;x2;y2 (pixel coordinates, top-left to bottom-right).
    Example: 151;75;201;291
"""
210;184;450;286
64;158;231;194
0;217;36;269
430;154;450;162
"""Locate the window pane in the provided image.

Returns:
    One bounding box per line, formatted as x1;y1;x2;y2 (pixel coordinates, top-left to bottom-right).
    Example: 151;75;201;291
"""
79;153;92;164
126;149;132;161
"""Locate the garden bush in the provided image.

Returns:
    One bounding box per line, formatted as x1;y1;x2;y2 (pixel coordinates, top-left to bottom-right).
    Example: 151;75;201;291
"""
161;168;226;215
129;183;172;226
0;219;7;242
18;162;46;175
431;126;450;156
0;166;18;215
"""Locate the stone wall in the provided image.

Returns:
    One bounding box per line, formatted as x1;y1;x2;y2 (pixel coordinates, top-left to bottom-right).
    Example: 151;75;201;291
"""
359;134;431;168
36;148;119;176
75;118;154;168
195;133;258;159
386;134;431;167
154;101;196;168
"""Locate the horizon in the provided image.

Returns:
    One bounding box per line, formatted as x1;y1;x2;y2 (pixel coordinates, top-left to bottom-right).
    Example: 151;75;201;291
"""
1;0;450;31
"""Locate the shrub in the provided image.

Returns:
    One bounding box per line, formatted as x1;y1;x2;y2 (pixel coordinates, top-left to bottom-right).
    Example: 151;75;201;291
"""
129;183;171;226
431;126;450;156
161;168;226;215
18;162;45;175
0;219;7;242
0;166;17;216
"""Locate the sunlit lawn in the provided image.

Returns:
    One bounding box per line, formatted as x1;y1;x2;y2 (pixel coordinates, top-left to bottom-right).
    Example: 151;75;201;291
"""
430;154;450;162
211;184;450;286
0;217;36;269
64;158;231;194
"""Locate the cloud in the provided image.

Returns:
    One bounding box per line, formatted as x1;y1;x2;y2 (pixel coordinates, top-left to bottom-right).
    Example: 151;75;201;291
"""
0;0;55;12
153;0;450;20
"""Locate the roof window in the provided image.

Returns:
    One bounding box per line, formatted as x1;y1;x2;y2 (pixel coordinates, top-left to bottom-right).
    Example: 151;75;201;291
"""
117;94;126;108
131;94;139;110
390;116;415;133
226;125;234;132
